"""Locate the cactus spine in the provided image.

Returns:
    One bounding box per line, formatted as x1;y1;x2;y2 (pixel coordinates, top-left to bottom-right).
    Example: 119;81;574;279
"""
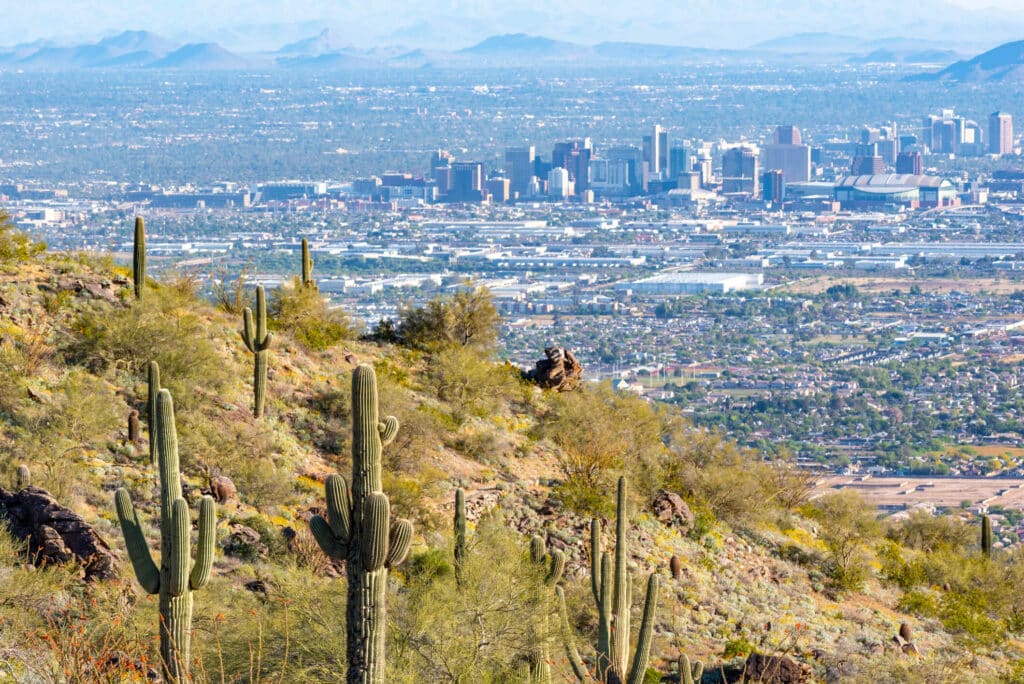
133;216;146;300
241;285;272;418
115;389;216;682
982;514;993;557
560;477;659;684
679;654;703;684
454;487;467;586
147;361;160;464
301;238;316;289
309;365;412;684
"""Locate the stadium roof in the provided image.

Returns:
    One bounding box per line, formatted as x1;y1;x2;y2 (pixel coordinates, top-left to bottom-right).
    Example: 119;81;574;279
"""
836;174;950;189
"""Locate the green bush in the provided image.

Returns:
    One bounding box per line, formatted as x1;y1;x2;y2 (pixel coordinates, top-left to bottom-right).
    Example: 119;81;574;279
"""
398;285;499;352
269;277;353;351
0;211;45;266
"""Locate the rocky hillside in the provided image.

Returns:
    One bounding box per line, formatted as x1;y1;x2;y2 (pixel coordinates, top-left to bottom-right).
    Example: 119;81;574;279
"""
0;226;1019;683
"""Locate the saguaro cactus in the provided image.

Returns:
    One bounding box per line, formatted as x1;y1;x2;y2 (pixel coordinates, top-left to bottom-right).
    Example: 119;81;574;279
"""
241;285;272;418
309;365;413;684
133;216;146;300
301;238;316;289
128;409;140;444
559;477;660;684
147;361;160;464
115;389;216;682
454;487;467;586
526;535;566;683
982;514;993;557
16;464;30;489
679;654;704;684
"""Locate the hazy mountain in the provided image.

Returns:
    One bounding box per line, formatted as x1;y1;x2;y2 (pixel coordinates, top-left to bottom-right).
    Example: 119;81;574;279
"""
0;31;178;69
96;30;178;55
457;33;583;58
277;51;379;69
917;39;1024;82
753;32;866;53
146;43;251;69
849;48;960;65
277;29;348;56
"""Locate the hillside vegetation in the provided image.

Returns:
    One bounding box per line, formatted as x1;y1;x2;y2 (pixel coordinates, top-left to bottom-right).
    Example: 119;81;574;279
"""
0;213;1021;683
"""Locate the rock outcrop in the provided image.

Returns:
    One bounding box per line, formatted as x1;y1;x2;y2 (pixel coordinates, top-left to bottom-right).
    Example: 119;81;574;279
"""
524;346;583;391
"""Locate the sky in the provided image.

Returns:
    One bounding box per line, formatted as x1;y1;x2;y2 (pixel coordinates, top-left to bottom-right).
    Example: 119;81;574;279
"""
5;1;1024;51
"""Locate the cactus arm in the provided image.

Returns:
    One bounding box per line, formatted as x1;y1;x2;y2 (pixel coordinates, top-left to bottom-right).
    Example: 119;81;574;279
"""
378;416;399;446
189;496;216;590
557;586;593;683
147;361;160;465
255;286;268;343
530;535;546;563
385;518;413;568
242;308;256;353
590;519;602;606
625;574;659;684
168;499;190;598
680;655;694;684
310;515;347;559
596;552;613;679
326;474;352;541
546;549;566;586
115;488;160;595
692;660;704;682
362;493;390;572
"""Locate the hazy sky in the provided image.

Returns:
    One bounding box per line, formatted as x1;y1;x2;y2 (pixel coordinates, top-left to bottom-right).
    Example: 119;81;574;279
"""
6;1;1024;51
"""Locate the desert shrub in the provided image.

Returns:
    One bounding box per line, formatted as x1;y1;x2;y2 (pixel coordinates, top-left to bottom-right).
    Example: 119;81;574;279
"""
398;285;499;352
67;294;231;408
210;266;253;314
0;211;45;266
539;381;668;514
802;491;883;593
888;509;974;552
269;278;353;351
389;512;551;683
422;346;523;424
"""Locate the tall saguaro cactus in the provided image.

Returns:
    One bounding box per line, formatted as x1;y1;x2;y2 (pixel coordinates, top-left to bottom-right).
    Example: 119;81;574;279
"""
454;487;467;586
301;238;316;289
526;535;566;684
115;389;216;682
133;216;146;300
559;477;660;684
241;285;272;418
982;514;993;557
309;365;413;684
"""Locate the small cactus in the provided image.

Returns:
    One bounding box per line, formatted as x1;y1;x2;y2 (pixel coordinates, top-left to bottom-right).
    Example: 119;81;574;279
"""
308;366;412;684
680;654;704;684
16;464;30;489
982;514;993;558
240;285;272;418
133;216;146;300
899;622;913;643
128;409;140;444
670;554;681;580
115;389;216;681
561;477;659;684
454;487;467;586
301;238;316;289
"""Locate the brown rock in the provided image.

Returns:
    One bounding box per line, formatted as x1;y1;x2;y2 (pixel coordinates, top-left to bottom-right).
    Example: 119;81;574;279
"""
524;346;583;392
743;653;813;683
0;485;117;581
651;489;693;531
210;475;237;505
670;554;682;579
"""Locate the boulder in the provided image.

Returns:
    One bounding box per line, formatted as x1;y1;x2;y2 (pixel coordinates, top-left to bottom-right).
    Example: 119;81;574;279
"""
210;475;237;505
524;346;583;392
652;489;693;531
743;653;814;683
0;485;117;581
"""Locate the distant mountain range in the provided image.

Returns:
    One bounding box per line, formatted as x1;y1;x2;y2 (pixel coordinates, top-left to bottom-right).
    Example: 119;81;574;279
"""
0;29;980;71
914;39;1024;82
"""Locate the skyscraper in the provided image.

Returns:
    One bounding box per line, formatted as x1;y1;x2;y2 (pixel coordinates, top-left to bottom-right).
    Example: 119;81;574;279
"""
448;162;484;202
774;125;802;146
645;125;667;177
722;146;759;196
548;167;571;198
763;143;811;183
669;145;690;179
552;140;592;192
990;112;1014;156
504;146;536;196
851;143;885;175
761;169;785;205
896;151;923;175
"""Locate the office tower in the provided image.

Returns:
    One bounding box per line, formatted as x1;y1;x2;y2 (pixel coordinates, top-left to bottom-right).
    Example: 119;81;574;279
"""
922;115;940;150
548;167;571;198
761;170;785;205
896;151;923;175
448;162;484;202
430;149;454;192
876;139;899;165
644;125;666;176
504;146;536;196
697;149;713;188
605;145;643;190
990;112;1014;155
533;157;552;184
669;145;690;178
552;140;592;191
851;143;885;175
774;125;802;145
485;177;511;203
763;143;811;183
722;146;759;196
861;127;881;145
